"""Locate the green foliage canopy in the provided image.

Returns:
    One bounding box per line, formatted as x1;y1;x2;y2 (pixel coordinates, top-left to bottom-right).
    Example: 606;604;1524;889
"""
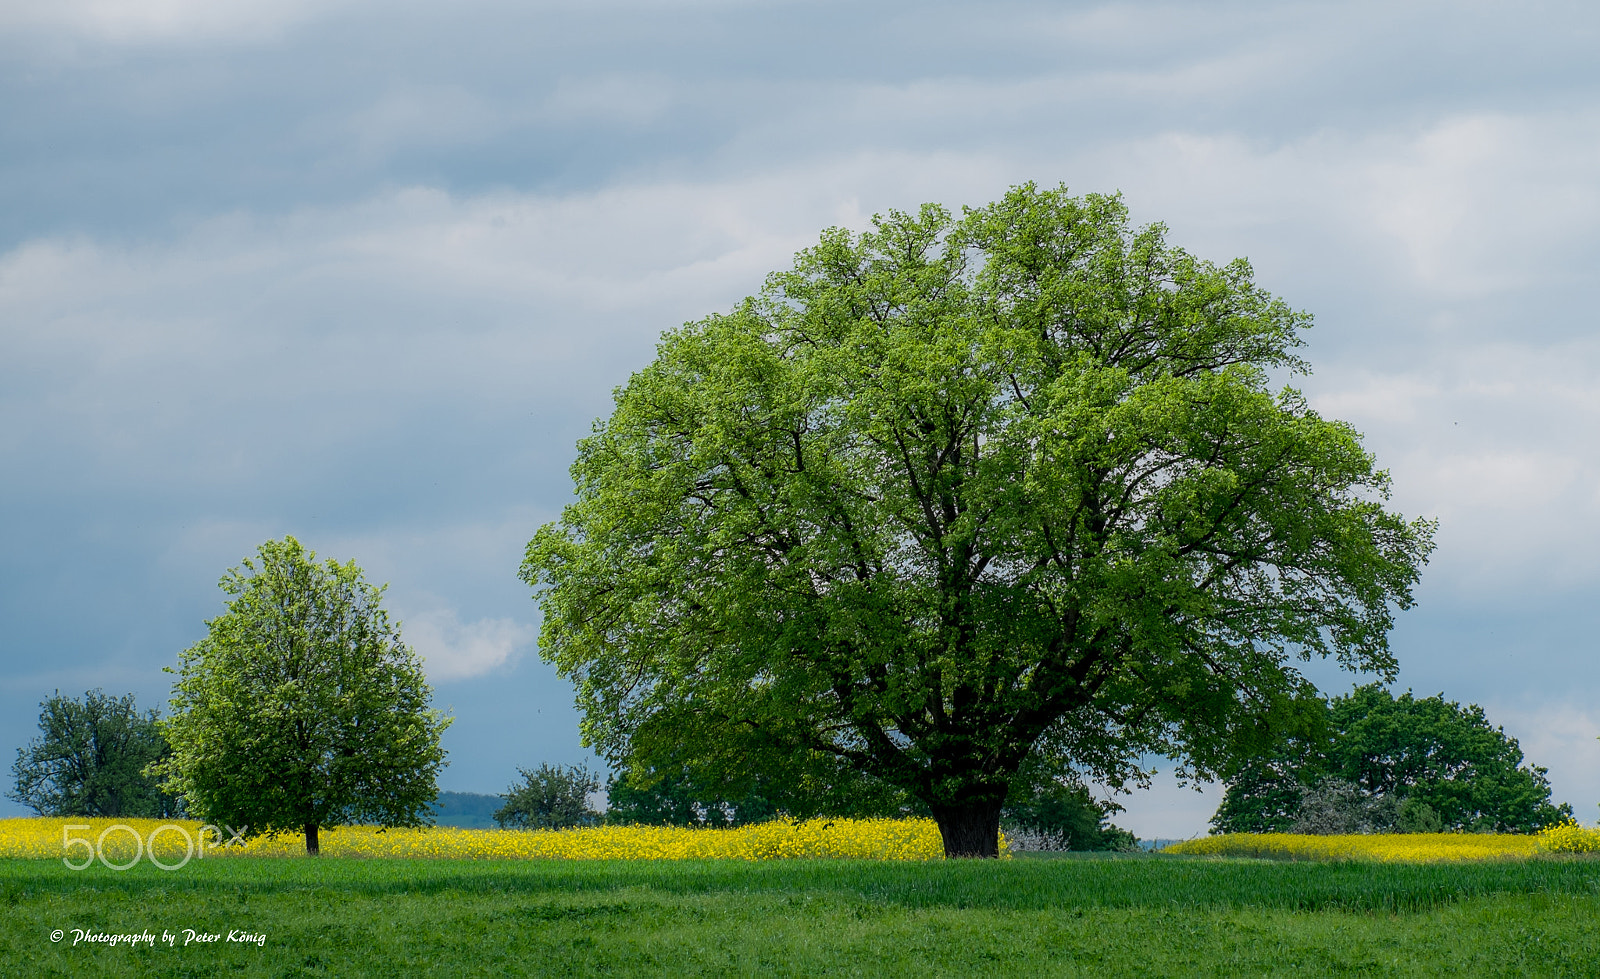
158;537;452;854
8;690;177;818
523;184;1435;856
494;763;603;830
1211;685;1571;834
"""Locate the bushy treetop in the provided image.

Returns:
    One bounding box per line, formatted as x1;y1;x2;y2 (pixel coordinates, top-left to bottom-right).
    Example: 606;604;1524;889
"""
525;184;1434;856
1211;684;1571;834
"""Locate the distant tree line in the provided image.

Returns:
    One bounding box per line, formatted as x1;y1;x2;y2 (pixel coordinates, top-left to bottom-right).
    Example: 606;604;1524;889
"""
492;759;1137;851
12;679;1569;850
8;690;179;818
492;684;1574;845
1210;685;1571;835
430;791;503;829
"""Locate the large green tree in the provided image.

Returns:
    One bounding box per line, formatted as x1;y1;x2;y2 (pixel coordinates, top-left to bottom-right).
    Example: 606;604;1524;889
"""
1211;685;1571;834
523;184;1434;857
8;690;177;818
158;537;451;854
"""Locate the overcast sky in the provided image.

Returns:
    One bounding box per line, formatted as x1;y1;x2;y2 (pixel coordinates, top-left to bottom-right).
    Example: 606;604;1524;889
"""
3;0;1597;837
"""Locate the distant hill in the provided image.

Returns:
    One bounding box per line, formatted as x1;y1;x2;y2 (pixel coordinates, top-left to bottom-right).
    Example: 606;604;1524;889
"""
430;791;503;829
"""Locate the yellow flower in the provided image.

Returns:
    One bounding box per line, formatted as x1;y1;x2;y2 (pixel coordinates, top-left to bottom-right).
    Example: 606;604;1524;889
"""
1534;821;1600;854
1164;832;1542;861
1;816;981;861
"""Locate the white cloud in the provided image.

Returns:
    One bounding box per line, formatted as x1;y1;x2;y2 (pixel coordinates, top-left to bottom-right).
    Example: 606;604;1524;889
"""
1305;340;1600;596
1047;109;1600;307
403;606;535;682
9;130;1598;594
0;158;1006;477
1358;115;1600;296
0;0;345;42
0;0;794;45
541;74;677;127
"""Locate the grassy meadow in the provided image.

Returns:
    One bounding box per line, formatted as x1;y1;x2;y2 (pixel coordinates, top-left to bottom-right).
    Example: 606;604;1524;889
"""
5;849;1600;976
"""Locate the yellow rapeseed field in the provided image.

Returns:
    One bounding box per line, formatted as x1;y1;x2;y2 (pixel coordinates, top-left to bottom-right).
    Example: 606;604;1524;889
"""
21;817;1596;865
0;818;212;865
0;817;957;863
1164;832;1554;861
1534;822;1600;854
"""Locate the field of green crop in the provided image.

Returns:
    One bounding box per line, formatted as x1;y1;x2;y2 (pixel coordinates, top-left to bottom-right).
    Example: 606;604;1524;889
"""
5;854;1600;977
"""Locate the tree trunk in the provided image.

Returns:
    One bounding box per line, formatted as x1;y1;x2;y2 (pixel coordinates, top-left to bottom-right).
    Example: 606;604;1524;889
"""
931;802;1004;858
304;823;320;856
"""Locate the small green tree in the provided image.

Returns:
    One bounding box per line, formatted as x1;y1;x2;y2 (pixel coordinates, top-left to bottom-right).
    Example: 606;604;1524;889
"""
158;537;452;854
1212;685;1570;834
8;690;178;818
494;764;602;829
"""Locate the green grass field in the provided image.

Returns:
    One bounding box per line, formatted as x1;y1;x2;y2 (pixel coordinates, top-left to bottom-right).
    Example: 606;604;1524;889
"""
4;854;1600;977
